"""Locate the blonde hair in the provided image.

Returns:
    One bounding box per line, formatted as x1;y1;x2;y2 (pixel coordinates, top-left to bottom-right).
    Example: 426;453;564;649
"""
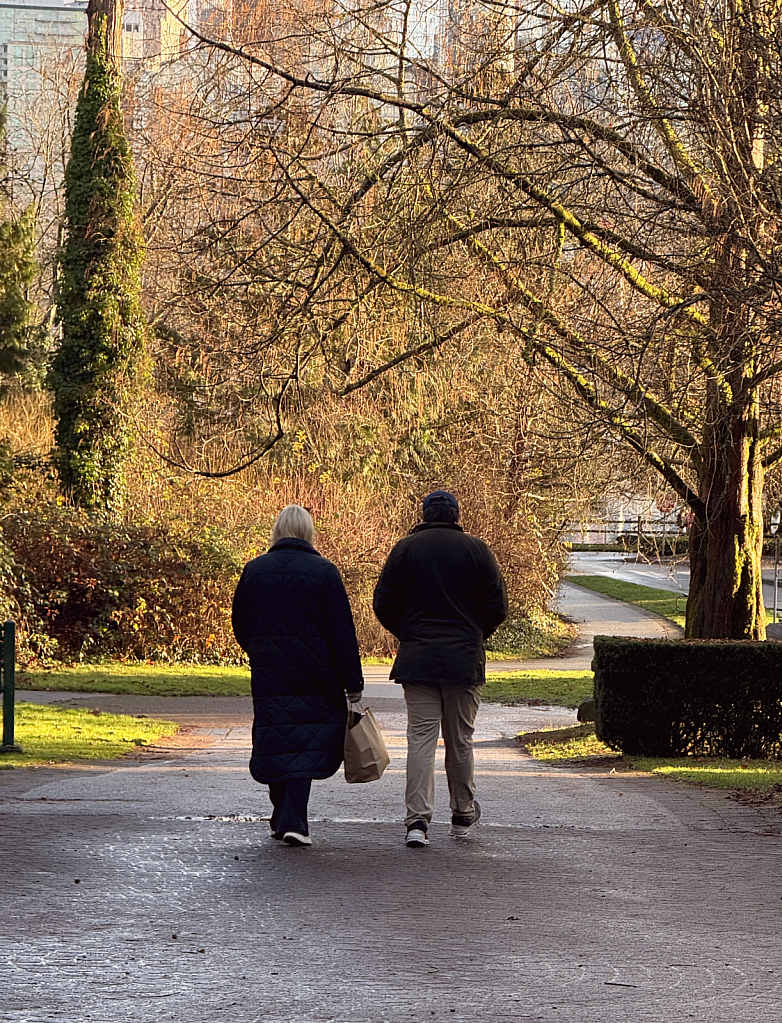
271;504;315;545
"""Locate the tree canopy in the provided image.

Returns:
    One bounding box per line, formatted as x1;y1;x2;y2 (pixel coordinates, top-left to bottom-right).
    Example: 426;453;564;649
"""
138;0;782;638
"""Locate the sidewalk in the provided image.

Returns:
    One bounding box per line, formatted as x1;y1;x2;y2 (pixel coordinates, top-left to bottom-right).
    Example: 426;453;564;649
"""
2;698;782;1022
5;581;782;1021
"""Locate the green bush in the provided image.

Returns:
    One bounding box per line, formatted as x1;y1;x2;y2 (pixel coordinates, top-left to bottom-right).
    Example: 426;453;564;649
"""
593;635;782;758
0;507;243;663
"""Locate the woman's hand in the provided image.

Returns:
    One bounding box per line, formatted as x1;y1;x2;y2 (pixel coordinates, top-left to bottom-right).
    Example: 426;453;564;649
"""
346;691;363;703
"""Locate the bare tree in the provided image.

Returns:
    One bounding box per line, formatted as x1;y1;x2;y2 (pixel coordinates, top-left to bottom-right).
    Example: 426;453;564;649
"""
135;0;782;639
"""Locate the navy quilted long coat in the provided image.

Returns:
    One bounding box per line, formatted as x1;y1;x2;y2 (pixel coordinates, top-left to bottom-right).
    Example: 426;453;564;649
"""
232;537;364;784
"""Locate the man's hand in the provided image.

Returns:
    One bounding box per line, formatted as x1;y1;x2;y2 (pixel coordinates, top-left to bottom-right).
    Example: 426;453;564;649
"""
346;691;363;703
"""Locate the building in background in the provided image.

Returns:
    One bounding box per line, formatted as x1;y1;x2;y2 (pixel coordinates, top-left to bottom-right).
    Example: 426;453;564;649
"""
0;0;86;125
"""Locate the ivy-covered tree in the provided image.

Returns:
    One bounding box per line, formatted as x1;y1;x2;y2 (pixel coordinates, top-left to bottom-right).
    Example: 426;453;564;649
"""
50;0;145;512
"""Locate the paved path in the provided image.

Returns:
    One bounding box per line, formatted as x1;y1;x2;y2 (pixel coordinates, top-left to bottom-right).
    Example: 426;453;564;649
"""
5;582;782;1020
514;579;683;671
2;704;782;1022
341;579;680;686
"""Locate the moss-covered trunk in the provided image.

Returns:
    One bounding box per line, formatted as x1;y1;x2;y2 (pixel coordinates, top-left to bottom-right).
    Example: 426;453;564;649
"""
686;382;766;640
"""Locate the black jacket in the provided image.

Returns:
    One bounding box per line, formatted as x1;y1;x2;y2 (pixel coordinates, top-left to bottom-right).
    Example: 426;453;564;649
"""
373;522;508;686
232;537;364;783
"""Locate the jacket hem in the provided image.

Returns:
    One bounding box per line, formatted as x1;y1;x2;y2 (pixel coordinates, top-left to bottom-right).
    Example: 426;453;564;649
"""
249;763;343;784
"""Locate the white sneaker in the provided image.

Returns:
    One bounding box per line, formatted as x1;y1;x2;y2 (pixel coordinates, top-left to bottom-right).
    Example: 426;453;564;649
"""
405;822;430;847
282;831;312;846
449;800;482;838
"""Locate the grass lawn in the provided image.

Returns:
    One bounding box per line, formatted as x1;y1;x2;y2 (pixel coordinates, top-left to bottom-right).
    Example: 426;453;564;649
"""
17;662;252;697
483;670;593;708
567;575;688;627
18;661;594;703
0;703;178;768
569;574;776;629
518;724;782;795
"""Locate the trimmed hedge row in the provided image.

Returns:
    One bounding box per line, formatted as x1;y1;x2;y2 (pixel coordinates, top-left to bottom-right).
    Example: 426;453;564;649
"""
593;635;782;759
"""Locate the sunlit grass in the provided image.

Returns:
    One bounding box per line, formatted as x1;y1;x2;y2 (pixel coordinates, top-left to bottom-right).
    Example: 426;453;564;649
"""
17;654;594;704
483;670;593;708
519;724;782;794
632;757;782;791
0;703;178;768
521;724;616;760
17;662;251;696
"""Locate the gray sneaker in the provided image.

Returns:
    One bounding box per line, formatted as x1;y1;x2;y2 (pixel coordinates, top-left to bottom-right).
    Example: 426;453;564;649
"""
449;800;482;838
405;821;430;847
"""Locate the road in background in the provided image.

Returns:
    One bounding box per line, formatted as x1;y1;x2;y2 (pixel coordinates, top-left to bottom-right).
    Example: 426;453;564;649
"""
568;551;689;593
568;550;781;616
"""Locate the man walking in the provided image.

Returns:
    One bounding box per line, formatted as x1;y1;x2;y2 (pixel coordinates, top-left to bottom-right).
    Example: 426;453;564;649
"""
373;491;508;847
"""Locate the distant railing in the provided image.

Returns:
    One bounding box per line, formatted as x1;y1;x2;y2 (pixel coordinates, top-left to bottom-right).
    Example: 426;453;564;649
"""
564;518;688;548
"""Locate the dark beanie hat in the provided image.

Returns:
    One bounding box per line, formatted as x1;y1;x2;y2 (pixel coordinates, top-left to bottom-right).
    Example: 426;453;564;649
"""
422;490;459;514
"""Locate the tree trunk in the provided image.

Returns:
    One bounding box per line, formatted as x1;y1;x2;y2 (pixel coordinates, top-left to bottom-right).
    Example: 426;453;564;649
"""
87;0;123;70
686;384;766;639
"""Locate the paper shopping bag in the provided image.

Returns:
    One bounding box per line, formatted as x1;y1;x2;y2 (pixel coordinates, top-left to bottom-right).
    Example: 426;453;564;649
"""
344;706;390;783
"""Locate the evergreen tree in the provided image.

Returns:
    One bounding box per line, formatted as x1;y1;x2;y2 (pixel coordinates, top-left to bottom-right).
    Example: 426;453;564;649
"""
0;206;40;388
50;0;145;512
0;108;41;394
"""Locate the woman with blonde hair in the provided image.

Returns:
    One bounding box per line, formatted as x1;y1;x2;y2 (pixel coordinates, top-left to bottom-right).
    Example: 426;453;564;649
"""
232;505;364;846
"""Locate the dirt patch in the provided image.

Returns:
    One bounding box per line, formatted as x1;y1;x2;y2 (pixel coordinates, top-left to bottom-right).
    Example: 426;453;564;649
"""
729;786;782;807
126;727;221;761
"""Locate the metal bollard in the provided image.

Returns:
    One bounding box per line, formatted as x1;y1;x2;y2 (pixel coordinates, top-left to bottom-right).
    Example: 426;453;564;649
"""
0;621;22;753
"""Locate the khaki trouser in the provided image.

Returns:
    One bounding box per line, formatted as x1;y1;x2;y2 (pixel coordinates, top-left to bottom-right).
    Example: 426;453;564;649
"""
402;682;481;827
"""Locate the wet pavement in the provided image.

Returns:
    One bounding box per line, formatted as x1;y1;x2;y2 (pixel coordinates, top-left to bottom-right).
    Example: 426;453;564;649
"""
4;580;782;1020
3;703;782;1022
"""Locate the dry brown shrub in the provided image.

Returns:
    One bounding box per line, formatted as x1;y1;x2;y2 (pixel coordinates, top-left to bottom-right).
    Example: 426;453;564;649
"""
124;413;561;657
0;373;563;661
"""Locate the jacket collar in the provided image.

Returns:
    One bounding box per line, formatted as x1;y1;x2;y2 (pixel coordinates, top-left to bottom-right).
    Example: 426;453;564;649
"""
410;522;464;534
268;537;322;556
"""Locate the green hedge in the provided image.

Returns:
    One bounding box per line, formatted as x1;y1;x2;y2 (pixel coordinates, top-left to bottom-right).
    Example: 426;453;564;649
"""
593;635;782;758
